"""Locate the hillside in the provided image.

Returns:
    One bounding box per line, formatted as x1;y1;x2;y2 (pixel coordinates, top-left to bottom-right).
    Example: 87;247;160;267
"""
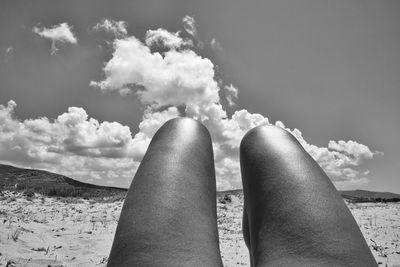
218;189;400;203
1;164;399;202
340;189;400;202
0;164;127;198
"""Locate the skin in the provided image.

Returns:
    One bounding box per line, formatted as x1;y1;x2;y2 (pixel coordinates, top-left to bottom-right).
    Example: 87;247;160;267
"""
107;118;223;267
108;119;377;266
240;125;377;266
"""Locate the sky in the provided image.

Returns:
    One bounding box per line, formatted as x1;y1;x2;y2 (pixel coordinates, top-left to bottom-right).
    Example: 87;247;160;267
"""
0;0;399;193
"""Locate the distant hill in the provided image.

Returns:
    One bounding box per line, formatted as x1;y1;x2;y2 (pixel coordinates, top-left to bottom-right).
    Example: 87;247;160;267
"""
1;164;399;202
340;190;400;202
218;189;400;203
0;164;127;198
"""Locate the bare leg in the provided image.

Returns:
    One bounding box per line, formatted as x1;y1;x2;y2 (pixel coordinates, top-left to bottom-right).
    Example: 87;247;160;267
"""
240;125;377;266
108;118;223;267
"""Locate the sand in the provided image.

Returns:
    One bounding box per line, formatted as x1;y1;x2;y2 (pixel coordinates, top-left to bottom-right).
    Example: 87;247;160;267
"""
0;191;399;266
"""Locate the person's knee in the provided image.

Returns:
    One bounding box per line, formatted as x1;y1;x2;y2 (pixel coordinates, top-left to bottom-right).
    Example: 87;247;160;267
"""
153;117;212;146
240;125;297;157
164;116;203;128
163;117;210;137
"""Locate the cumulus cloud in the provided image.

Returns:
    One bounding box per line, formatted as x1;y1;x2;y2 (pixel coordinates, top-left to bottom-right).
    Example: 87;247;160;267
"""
90;15;382;190
145;28;193;49
0;100;185;187
286;128;382;185
93;19;128;37
3;16;381;190
91;36;220;110
0;100;138;187
33;22;77;55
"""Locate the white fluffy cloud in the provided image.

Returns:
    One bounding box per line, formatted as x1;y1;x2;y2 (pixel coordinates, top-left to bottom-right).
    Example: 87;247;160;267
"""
93;19;128;37
0;100;183;187
91;36;220;111
33;23;77;43
182;15;198;37
33;22;77;54
89;16;382;190
0;100;138;186
145;28;193;49
3;16;381;190
0;100;381;190
287;128;380;184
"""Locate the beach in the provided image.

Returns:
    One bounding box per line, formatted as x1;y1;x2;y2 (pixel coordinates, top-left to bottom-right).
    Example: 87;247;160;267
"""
0;191;399;266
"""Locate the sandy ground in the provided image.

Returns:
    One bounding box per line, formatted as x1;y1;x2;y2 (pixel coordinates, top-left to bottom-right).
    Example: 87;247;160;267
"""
0;191;399;266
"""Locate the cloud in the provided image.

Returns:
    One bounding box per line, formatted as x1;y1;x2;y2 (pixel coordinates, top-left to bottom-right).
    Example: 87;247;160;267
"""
0;100;138;187
33;23;77;44
182;15;203;48
0;99;381;190
224;84;238;106
90;16;382;190
91;36;220;110
182;15;198;37
3;16;381;190
328;140;376;165
33;22;77;55
145;28;193;49
287;127;382;185
210;38;222;51
6;47;13;54
4;46;14;62
93;19;128;37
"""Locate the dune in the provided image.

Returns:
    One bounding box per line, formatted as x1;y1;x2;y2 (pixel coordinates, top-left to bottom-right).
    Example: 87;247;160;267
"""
1;190;399;266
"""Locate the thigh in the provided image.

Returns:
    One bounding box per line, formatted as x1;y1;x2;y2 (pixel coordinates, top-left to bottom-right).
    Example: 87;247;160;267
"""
108;118;223;267
240;125;377;267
